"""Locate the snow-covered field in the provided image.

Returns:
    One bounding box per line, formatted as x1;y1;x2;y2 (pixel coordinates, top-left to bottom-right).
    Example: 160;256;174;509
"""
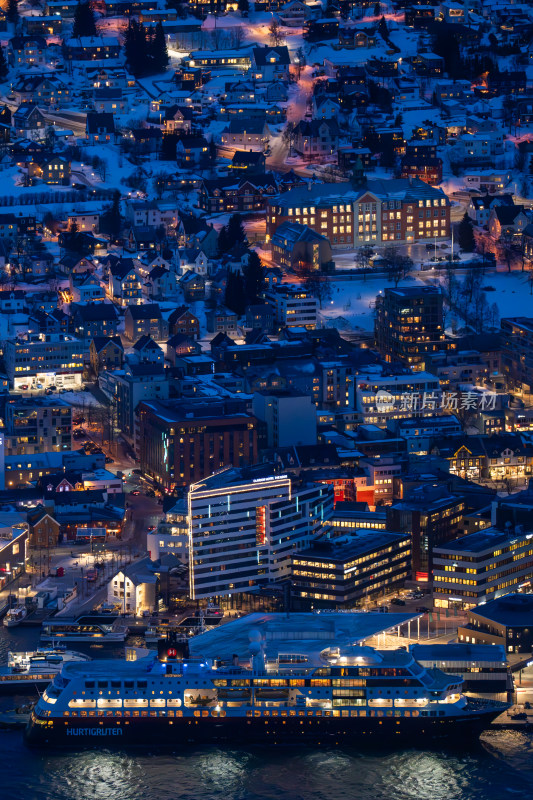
320;275;427;331
438;271;533;319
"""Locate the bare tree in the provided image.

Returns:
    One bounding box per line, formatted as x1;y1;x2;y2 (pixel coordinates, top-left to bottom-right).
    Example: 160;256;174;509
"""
232;26;245;50
269;19;284;46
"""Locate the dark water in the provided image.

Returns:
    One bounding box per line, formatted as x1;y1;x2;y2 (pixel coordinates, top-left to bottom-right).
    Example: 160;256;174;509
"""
1;629;533;800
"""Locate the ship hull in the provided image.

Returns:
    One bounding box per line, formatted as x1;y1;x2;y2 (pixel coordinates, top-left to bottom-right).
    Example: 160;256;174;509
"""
25;709;503;749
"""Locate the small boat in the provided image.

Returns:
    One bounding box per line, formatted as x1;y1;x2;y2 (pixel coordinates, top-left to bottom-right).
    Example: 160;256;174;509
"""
3;606;28;628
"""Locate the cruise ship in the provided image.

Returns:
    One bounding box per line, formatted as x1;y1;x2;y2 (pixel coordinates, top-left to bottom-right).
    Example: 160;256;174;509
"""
25;637;507;747
0;648;90;693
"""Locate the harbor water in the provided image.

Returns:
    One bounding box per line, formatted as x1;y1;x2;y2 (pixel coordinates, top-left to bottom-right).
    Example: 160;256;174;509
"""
1;628;533;800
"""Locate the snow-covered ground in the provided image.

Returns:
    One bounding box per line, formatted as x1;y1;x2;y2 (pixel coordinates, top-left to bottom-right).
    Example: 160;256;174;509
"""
438;270;533;320
320;275;426;331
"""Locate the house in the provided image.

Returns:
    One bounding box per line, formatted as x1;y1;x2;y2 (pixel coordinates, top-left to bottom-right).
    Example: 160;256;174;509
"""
107;558;157;615
251;45;291;82
67;210;100;233
89;336;124;376
167;306;200;339
160;105;193;134
132;127;162;154
85;112;115;144
220;119;270;152
108;259;143;306
339;27;377;48
70;303;119;340
400;156;443;186
126;226;159;253
64;36;121;61
12;74;71;107
199;175;278;214
58;253;94;275
468;194;514;226
179;270;205;301
59;230;107;256
489;205;530;240
126;201;162;229
145;265;179;300
229;150;266;175
27;506;60;549
265;82;289;103
92;87;125;114
12;103;46;140
28;155;70;185
206;305;239;336
312;96;340;120
165;333;201;365
271;222;334;271
179;248;208;276
176;134;209;167
132;335;164;365
177;215;218;257
8;36;47;67
278;0;308;27
69;271;105;303
246;303;275;333
293;119;340;158
124;303;165;341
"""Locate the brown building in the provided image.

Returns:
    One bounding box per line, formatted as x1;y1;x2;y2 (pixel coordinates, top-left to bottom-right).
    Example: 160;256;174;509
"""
136;399;259;490
27;506;60;548
266;177;450;250
168;306;200;339
374;285;445;370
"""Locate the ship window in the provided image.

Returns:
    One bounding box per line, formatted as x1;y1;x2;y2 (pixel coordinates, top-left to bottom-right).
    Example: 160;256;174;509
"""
85;681;95;688
137;681;147;688
124;681;134;689
111;681;121;688
97;681;108;689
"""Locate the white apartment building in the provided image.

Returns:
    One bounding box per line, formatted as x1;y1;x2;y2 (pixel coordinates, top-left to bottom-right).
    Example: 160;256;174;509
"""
188;467;334;599
355;371;442;426
264;284;318;330
4;333;84;391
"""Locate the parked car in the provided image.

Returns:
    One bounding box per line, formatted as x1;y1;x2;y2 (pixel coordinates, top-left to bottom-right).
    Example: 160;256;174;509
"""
416;606;431;613
390;598;406;606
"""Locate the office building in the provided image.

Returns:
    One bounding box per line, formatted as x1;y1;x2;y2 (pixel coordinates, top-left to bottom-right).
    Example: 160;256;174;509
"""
433;526;533;608
501;317;533;393
458;593;533;654
4;333;83;391
137;400;259;491
410;644;508;695
264;284;318;329
374;286;445;370
188;467;334;599
291;531;411;607
355;371;442;426
387;485;464;581
252;389;317;448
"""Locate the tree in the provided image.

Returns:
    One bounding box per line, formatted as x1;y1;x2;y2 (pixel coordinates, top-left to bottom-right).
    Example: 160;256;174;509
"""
382;247;413;287
224;269;246;315
233;26;245;50
100;190;122;240
227;213;246;248
458;212;475;252
218;225;230;256
269;19;284;47
150;21;169;72
378;16;389;40
238;0;249;13
0;48;8;81
6;0;18;24
73;1;97;38
161;132;178;161
501;239;514;273
243;250;264;304
355;244;373;280
301;269;332;309
373;1;380;15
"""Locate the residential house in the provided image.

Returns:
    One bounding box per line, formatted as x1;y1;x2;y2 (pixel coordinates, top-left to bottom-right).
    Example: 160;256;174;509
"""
293;119;340;159
179;247;208;276
220;119;270;152
489;205;530;240
124;303;166;341
251;45;291;82
85;112;115;144
8;36;47;67
70;303;119;340
28;155;70;185
69;272;105;303
179;271;205;301
206;305;239;335
108;259;143;306
167;306;200;339
13;103;46;140
64;36;121;61
132;335;165;364
176;134;209;167
89;336;124;376
271;221;334;271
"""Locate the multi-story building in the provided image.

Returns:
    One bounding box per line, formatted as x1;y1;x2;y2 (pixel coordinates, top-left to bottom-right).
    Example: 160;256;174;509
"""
501;317;533;393
355;371;442;426
291;531;411;607
112;362;169;440
387;485;465;582
2;396;71;454
374;286;445;370
433;527;533;609
266;178;450;250
187;467;334;599
252;389;317;448
264;284;318;329
458;593;533;654
147;499;188;563
4;333;83;391
136;399;259;490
